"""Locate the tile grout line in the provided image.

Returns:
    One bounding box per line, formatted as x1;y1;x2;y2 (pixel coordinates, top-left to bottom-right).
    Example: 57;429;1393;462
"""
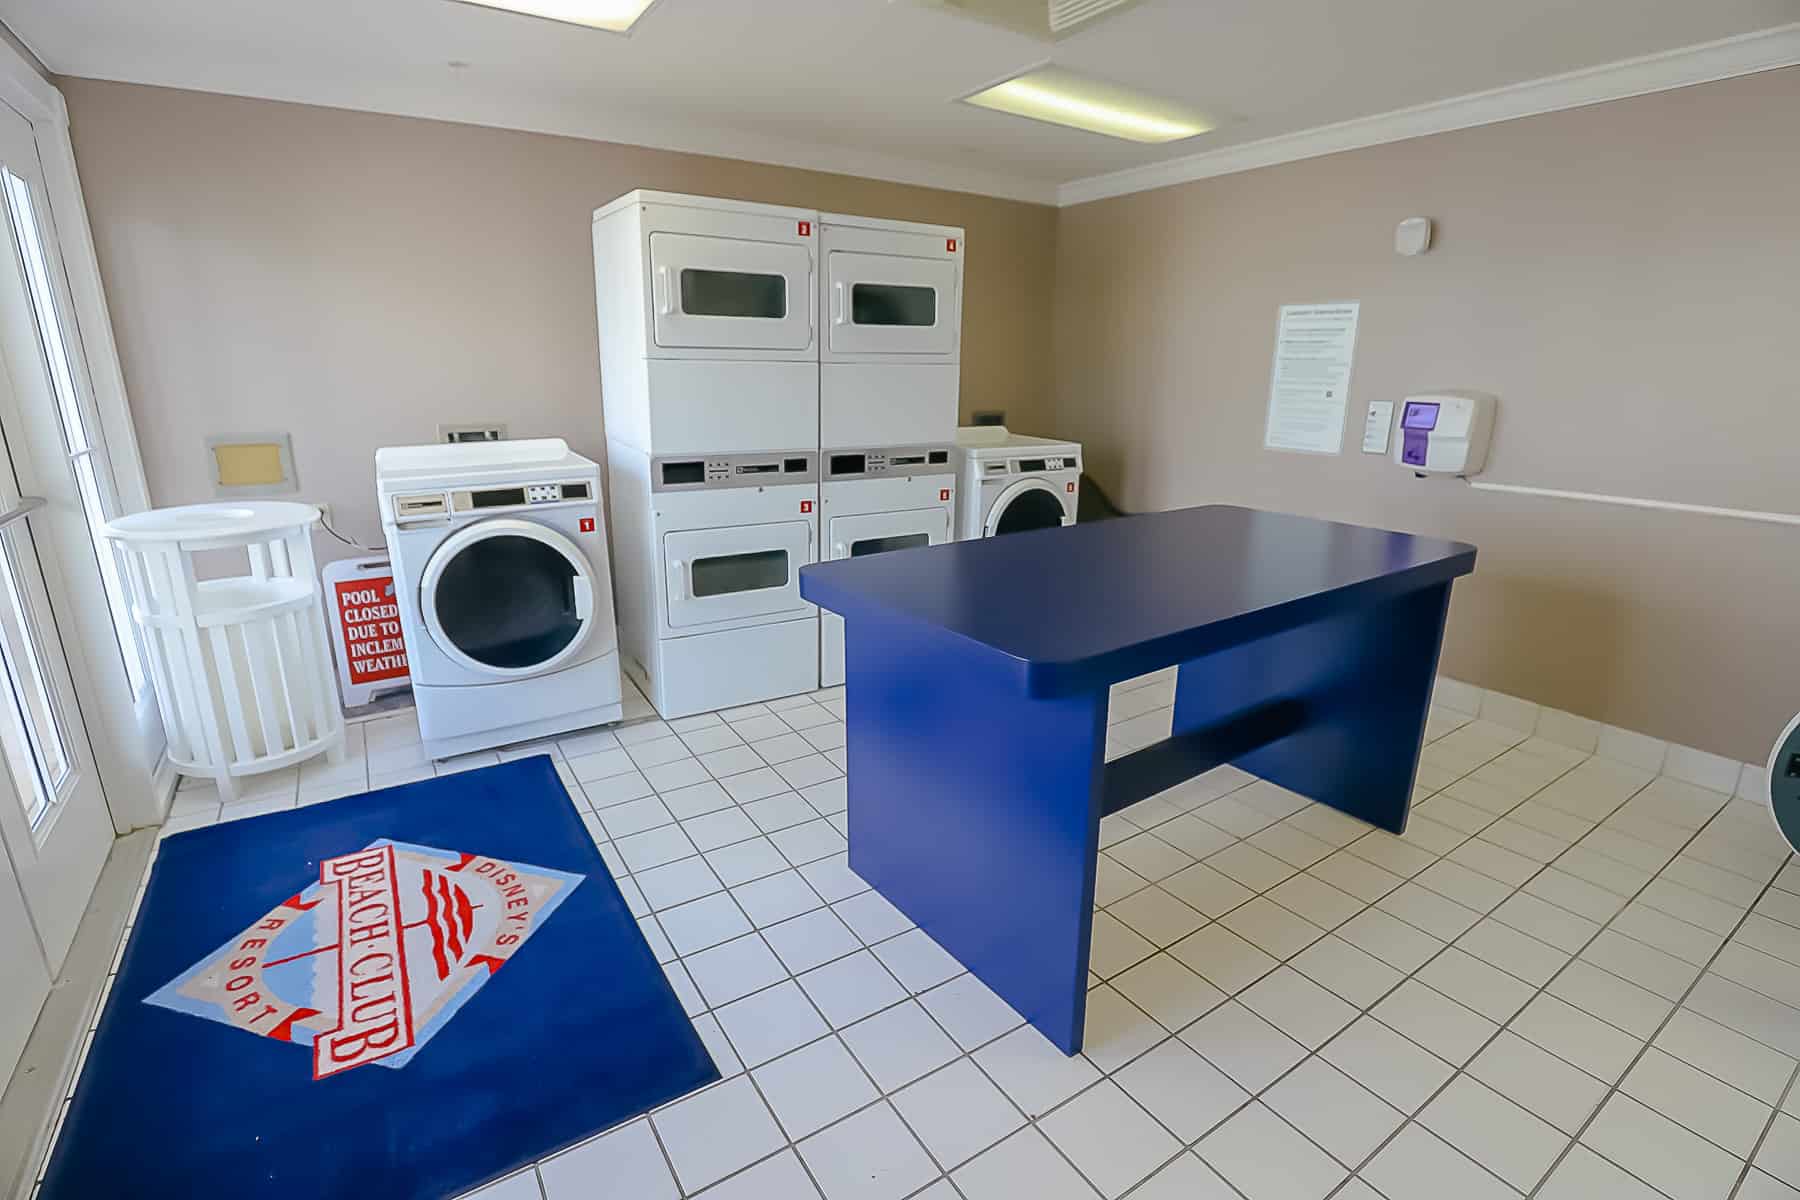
1520;849;1797;1198
62;692;1772;1200
1727;1060;1800;1199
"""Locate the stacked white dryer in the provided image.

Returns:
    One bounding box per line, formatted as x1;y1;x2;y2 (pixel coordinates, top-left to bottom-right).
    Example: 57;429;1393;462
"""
593;191;822;718
816;213;963;687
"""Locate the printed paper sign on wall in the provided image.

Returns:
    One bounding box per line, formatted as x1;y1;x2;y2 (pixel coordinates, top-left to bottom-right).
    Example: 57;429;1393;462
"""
1264;302;1361;454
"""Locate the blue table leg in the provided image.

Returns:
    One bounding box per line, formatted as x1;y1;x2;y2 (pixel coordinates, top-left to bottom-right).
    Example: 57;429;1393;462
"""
843;610;1106;1055
1172;582;1452;834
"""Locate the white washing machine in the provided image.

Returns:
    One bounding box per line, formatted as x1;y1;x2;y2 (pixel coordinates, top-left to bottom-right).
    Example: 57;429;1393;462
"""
376;439;623;759
609;446;820;719
952;426;1082;540
818;447;956;687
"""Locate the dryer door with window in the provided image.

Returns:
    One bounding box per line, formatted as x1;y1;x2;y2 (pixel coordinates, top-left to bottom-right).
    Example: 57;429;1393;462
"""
826;506;950;563
986;480;1073;537
421;519;603;678
821;505;951;687
826;251;959;357
663;521;813;630
649;233;813;351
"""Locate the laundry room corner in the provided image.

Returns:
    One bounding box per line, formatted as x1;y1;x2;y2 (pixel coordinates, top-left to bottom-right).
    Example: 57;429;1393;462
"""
56;79;1063;579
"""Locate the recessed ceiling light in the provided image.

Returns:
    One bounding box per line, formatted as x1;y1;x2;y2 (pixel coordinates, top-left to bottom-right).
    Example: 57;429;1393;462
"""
961;65;1215;143
448;0;660;33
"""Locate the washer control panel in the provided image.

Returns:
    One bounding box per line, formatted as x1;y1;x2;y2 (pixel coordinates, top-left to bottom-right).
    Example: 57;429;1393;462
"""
387;479;593;522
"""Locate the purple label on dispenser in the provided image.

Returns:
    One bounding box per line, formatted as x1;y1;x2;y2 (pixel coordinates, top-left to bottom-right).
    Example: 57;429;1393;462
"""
1401;430;1430;466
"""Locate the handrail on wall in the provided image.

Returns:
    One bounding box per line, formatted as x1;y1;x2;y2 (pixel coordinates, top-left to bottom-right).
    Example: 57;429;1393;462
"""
1467;480;1800;528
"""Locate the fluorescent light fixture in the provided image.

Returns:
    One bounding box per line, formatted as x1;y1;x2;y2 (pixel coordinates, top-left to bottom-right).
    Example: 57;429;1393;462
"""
961;65;1215;143
449;0;659;33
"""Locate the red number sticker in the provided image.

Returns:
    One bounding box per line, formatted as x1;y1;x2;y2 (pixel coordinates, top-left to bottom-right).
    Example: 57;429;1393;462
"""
946;238;957;253
1066;482;1076;493
939;488;951;502
801;500;814;513
798;220;812;237
580;517;596;533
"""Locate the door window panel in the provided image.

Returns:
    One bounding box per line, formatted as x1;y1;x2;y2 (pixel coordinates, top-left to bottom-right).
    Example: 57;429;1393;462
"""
850;533;928;557
0;168;148;695
0;532;71;828
691;550;788;597
435;534;581;669
851;283;936;327
680;269;786;319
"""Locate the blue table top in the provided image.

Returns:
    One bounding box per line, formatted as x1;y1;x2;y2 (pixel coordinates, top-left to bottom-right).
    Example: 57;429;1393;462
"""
800;505;1476;696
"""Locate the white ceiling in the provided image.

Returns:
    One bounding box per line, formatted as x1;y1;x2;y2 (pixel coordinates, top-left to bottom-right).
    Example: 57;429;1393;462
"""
6;0;1798;204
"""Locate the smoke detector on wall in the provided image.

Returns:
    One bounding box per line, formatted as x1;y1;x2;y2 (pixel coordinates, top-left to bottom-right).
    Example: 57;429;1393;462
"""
902;0;1147;40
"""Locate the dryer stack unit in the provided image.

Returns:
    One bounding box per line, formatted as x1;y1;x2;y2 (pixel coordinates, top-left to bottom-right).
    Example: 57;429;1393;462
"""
816;213;965;687
594;190;822;718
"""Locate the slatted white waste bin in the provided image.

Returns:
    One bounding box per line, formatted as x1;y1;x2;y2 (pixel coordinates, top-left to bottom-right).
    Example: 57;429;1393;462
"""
103;502;346;802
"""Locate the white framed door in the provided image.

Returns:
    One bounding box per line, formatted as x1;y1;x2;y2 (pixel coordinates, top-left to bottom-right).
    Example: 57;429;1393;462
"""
662;520;813;630
648;233;814;351
825;251;960;357
0;102;115;979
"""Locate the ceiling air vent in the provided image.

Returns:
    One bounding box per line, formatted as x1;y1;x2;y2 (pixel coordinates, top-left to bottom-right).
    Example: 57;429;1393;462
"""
901;0;1146;41
1047;0;1141;35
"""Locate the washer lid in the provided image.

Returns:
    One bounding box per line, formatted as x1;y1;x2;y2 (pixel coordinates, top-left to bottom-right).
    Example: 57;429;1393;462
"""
421;518;605;678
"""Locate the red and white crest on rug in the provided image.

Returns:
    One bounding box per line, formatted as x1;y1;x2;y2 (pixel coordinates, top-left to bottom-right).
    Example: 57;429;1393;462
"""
146;840;583;1078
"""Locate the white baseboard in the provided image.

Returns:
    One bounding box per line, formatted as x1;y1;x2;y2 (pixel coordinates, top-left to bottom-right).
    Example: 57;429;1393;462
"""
1434;674;1767;802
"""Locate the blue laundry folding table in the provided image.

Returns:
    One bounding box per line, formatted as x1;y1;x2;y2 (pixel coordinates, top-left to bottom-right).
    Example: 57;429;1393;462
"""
799;505;1476;1055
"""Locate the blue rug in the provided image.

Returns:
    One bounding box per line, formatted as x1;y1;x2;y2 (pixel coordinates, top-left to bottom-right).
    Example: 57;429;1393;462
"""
40;756;718;1200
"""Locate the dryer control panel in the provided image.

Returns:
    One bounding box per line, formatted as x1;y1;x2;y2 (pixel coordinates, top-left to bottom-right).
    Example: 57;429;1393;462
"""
653;451;817;492
825;446;954;481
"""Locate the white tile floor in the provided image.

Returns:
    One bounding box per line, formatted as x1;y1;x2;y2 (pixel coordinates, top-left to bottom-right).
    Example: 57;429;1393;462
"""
42;670;1800;1200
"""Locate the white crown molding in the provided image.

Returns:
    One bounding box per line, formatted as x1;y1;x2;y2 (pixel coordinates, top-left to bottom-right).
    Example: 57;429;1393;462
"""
1056;22;1800;207
58;66;1063;206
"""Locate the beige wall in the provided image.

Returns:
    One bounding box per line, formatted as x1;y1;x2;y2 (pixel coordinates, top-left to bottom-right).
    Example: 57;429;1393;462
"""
60;78;1056;554
1053;67;1800;762
61;70;1800;761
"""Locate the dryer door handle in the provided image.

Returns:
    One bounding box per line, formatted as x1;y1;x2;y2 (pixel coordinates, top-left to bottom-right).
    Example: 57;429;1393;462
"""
666;558;686;600
655;265;676;316
831;280;846;326
831;541;847;560
572;574;594;621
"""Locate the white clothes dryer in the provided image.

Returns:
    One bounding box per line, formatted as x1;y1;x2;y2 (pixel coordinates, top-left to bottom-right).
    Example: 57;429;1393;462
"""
608;446;820;719
593;190;819;458
952;427;1082;540
818;446;956;687
817;213;962;452
376;439;622;759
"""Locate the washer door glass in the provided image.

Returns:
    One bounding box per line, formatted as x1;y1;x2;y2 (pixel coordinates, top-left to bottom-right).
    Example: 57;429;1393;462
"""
992;486;1067;535
433;533;583;669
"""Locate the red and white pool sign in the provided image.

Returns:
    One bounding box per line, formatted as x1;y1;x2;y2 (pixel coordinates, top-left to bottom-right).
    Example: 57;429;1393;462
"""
322;556;410;708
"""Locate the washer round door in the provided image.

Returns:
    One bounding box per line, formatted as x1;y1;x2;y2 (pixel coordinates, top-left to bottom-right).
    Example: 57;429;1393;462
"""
985;479;1070;537
421;518;600;678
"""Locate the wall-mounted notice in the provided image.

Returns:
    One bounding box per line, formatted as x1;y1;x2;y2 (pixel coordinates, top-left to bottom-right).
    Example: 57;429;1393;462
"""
1264;302;1361;454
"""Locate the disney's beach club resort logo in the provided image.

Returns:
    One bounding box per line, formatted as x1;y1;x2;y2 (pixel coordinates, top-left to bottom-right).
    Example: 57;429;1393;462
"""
147;841;582;1079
